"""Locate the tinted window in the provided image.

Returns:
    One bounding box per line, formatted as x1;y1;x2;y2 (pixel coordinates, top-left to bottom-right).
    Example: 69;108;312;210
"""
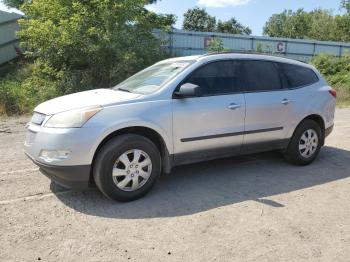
185;61;238;96
279;63;319;88
239;60;282;92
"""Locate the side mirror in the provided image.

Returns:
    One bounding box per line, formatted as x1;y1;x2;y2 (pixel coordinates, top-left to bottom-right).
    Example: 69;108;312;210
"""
174;83;201;98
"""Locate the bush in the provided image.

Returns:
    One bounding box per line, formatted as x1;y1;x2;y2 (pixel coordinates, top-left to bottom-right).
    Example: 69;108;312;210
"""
311;54;350;106
0;63;61;115
207;38;225;53
311;53;350;76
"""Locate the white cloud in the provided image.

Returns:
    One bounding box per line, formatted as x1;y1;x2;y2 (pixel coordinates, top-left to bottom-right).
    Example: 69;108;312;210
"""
197;0;251;8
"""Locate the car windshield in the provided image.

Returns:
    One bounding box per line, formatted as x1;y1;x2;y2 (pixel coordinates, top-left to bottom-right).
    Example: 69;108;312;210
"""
113;61;193;94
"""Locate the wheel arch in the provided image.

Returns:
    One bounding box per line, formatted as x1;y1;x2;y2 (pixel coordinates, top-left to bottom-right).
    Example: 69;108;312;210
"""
91;126;172;183
293;114;326;146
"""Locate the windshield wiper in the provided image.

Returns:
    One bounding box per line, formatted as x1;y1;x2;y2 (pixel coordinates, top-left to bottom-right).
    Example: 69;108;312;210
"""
117;88;132;93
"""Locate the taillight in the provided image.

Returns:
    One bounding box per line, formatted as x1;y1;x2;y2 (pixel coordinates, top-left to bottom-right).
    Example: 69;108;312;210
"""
328;89;337;98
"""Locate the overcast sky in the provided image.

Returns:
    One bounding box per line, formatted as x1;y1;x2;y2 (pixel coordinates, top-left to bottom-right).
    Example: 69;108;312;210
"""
0;0;344;36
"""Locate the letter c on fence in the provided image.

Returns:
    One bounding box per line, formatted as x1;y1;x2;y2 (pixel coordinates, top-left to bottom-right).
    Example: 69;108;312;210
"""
277;42;285;53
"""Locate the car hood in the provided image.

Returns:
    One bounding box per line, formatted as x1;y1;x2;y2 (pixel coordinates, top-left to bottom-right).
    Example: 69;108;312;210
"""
34;89;141;115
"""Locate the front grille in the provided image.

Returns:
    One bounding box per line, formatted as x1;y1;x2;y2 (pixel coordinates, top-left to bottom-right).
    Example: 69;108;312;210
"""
30;112;46;125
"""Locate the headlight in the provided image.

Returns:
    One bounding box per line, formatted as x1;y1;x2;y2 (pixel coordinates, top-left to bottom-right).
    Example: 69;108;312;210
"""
44;106;102;128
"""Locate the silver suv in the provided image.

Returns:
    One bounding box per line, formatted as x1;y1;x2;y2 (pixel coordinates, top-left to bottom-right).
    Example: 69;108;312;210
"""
24;53;336;201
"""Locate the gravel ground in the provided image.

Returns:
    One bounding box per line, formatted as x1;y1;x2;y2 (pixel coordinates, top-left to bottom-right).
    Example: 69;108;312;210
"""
1;109;350;262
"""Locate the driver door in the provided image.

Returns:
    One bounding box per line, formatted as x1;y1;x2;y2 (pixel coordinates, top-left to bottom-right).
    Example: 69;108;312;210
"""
172;60;245;164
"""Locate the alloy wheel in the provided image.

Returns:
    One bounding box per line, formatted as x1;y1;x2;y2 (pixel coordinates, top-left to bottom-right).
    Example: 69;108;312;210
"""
299;129;318;158
112;149;152;192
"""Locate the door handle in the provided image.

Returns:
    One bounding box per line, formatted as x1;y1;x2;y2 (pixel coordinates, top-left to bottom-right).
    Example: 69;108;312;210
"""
228;103;241;110
281;99;291;105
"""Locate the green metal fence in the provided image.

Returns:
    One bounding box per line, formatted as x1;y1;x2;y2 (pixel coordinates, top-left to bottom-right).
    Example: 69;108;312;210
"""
155;29;350;62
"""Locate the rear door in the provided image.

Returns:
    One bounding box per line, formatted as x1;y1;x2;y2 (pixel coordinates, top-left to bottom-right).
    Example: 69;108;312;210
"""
239;60;295;152
172;60;245;163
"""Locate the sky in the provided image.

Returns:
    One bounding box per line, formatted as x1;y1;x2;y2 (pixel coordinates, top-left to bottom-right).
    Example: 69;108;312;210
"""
0;0;344;36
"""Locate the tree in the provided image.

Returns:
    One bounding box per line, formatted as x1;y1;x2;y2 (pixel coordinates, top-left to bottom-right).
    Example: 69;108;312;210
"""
263;9;311;39
17;0;173;92
146;12;176;30
262;12;287;38
336;0;350;42
182;7;251;35
334;14;350;42
341;0;350;13
3;0;161;10
308;9;337;41
263;8;347;42
216;18;251;35
182;7;216;32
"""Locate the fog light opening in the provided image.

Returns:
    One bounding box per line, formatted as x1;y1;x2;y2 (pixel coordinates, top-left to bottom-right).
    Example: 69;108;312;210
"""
39;150;71;162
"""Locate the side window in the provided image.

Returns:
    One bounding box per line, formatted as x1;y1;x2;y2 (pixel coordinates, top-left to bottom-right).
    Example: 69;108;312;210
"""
279;63;319;88
185;61;237;96
239;60;282;92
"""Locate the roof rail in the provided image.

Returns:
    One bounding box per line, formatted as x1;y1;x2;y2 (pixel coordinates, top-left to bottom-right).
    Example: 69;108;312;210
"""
201;51;308;63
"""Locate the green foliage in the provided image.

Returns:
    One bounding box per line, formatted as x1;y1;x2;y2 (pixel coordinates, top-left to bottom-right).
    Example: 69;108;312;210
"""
0;0;175;115
334;14;350;42
207;38;225;53
311;54;350;105
18;0;172;92
263;8;350;42
0;63;60;115
256;42;263;53
263;9;308;39
182;7;250;35
311;54;350;76
255;42;274;54
216;18;251;35
341;0;350;13
182;7;216;32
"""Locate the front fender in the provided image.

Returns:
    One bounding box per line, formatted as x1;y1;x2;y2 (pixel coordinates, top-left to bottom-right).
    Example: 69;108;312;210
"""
86;118;173;165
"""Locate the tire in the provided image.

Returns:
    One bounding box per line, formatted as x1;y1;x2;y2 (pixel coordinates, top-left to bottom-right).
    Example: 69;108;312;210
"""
284;119;323;165
93;134;161;202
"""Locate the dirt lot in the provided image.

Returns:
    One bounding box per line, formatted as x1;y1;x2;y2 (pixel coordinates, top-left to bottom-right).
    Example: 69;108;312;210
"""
1;109;350;262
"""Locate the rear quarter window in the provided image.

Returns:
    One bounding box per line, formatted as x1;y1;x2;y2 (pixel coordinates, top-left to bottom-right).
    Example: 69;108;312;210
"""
279;63;319;88
239;60;282;92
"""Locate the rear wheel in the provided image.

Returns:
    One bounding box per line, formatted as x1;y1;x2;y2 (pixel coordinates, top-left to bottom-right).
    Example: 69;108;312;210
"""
93;134;161;202
284;119;322;165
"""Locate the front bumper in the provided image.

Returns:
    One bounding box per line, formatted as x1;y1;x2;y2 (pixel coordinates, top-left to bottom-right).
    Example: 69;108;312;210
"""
23;122;102;189
24;122;102;166
26;152;91;189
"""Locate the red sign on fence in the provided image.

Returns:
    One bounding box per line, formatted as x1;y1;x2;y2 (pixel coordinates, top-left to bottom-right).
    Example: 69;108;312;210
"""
204;37;212;48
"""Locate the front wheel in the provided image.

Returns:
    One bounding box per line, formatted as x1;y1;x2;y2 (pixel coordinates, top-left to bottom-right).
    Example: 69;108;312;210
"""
284;119;322;165
93;134;161;202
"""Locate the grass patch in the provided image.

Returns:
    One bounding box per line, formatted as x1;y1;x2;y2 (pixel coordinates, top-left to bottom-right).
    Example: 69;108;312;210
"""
0;62;61;115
